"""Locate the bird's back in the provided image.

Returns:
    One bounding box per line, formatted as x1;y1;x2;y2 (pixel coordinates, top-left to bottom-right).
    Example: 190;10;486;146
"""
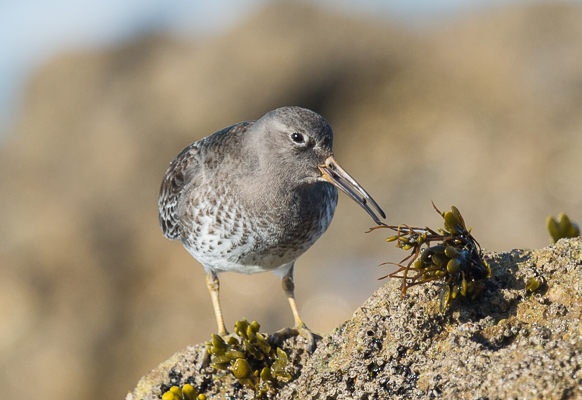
158;121;254;241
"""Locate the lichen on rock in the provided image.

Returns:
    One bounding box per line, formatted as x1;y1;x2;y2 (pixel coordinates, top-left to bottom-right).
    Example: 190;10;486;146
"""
129;238;582;399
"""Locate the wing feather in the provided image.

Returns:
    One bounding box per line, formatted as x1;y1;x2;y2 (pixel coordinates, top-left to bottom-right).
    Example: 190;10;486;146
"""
158;143;201;240
158;121;255;240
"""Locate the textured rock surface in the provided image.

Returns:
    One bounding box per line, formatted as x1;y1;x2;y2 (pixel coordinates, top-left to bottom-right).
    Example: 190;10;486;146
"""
130;238;582;399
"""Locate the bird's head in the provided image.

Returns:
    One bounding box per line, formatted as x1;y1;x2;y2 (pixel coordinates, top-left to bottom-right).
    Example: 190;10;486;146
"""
250;106;386;225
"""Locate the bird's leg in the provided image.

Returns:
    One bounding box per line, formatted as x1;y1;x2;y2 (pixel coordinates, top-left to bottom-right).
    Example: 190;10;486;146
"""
271;265;320;353
282;267;305;328
205;271;228;336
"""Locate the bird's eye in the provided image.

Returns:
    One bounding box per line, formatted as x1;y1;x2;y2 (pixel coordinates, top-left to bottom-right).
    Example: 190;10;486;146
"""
290;132;305;144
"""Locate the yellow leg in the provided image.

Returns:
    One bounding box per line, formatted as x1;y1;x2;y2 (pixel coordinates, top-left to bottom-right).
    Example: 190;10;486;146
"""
272;265;320;352
282;267;306;328
206;271;228;336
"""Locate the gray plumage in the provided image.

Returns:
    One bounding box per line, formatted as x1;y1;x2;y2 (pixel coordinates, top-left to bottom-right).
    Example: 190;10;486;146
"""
159;107;337;276
158;106;384;346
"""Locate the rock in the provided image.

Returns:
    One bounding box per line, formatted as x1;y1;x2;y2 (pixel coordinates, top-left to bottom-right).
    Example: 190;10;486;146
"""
130;238;582;399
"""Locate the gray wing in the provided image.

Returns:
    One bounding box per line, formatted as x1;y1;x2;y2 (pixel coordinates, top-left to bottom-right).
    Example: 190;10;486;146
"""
158;143;201;240
158;121;255;240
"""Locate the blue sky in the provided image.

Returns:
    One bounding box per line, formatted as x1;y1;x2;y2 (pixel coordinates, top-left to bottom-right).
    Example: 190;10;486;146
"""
0;0;544;134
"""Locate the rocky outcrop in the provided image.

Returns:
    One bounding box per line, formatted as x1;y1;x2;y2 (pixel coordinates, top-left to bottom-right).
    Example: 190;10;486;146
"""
130;238;582;399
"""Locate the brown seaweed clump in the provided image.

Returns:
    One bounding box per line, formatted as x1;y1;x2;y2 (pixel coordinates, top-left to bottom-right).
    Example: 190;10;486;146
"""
372;202;491;311
547;213;580;243
158;319;291;399
161;384;206;400
205;319;291;397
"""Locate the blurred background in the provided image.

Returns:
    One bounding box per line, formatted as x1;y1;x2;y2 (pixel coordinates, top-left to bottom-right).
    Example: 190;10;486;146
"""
1;0;582;399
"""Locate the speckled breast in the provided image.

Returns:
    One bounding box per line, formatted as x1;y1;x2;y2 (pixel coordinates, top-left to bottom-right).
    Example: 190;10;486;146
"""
181;182;338;274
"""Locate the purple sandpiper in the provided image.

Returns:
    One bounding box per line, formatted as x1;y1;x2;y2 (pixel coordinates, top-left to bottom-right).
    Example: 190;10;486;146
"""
159;106;385;351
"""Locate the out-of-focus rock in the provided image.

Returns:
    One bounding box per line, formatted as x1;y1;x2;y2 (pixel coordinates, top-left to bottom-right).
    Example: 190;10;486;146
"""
1;2;582;400
130;238;582;399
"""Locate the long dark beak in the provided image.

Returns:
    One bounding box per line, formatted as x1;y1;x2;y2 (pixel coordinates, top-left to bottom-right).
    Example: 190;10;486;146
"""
319;156;386;225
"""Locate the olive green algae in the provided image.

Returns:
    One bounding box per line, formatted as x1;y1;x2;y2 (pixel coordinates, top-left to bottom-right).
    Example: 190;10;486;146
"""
129;238;582;399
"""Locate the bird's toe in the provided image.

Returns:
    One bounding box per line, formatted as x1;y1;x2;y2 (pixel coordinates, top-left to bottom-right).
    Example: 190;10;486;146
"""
269;323;321;353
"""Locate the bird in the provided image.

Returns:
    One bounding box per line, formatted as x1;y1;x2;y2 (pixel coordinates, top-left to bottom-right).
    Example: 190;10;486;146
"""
158;106;385;351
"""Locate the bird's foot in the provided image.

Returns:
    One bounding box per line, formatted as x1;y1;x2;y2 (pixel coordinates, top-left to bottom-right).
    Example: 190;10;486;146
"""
270;323;321;353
